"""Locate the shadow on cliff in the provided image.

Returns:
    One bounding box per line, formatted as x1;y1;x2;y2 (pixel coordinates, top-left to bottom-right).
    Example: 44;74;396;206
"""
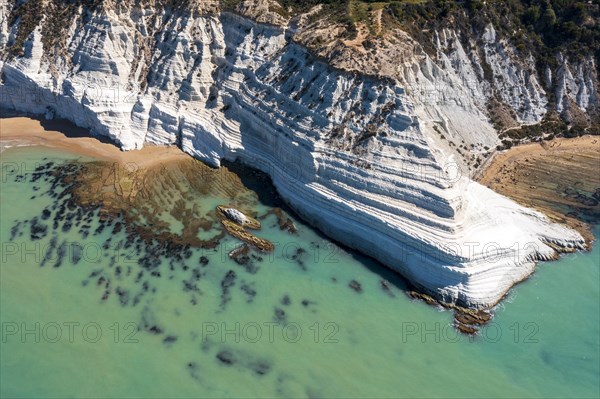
222;159;284;209
1;108;118;146
38;117;118;145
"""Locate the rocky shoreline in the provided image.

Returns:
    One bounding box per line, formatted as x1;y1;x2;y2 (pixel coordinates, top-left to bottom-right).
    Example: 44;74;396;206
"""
407;291;493;335
403;134;599;332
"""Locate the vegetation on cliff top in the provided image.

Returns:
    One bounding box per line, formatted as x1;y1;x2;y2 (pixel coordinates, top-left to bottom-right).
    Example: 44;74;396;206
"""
270;0;599;62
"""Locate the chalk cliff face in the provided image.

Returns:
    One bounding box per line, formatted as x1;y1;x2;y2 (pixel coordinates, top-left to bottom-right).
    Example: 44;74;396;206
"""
0;0;595;307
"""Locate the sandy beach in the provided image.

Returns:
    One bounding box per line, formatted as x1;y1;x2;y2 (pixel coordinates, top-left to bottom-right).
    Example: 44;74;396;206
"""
478;135;600;243
0;116;188;167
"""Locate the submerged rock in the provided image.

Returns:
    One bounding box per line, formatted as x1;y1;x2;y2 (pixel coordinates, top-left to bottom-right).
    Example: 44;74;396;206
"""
220;220;274;252
216;350;235;366
348;280;363;293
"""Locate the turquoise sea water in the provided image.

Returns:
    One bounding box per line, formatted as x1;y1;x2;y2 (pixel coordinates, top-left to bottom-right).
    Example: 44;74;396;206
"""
0;145;598;398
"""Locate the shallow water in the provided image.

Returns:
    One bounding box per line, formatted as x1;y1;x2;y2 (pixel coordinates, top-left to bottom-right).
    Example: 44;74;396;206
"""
1;146;598;398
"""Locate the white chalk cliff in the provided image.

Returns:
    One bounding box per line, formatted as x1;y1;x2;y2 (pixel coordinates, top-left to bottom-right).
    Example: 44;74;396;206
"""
0;0;595;307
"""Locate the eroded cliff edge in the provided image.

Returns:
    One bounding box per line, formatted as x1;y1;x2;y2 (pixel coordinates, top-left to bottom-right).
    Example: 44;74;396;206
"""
1;0;597;308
